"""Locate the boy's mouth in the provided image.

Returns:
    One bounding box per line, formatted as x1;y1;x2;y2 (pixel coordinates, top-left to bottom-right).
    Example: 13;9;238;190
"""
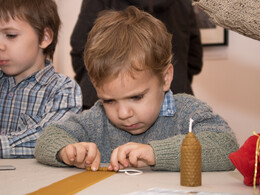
0;60;9;66
123;123;141;130
119;122;147;135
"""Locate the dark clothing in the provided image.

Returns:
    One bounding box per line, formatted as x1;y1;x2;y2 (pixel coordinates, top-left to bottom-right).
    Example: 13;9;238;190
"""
71;0;203;109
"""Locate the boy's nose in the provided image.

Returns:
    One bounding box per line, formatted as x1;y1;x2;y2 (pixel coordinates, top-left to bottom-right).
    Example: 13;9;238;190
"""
117;103;133;120
0;41;5;51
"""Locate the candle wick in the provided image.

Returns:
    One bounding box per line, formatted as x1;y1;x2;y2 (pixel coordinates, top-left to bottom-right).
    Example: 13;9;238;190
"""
189;118;194;133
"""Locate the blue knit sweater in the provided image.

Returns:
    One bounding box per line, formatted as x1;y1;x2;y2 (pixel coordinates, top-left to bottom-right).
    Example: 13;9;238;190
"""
35;94;239;171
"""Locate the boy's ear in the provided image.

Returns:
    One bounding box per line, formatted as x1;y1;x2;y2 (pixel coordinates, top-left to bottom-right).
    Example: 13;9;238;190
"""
162;64;174;92
39;28;53;49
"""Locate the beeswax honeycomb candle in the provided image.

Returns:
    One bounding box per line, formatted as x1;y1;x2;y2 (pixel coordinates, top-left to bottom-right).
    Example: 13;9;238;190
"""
180;119;201;186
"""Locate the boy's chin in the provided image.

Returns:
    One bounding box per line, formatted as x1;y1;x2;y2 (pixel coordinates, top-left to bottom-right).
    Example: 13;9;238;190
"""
121;127;148;135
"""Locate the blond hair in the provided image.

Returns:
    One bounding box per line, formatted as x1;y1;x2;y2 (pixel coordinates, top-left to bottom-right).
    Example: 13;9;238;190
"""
84;6;172;87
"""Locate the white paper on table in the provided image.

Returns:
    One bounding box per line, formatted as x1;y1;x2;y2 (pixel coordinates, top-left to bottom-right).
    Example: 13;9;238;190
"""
121;188;238;195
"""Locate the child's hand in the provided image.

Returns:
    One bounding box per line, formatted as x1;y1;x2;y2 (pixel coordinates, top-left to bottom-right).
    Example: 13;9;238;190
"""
108;142;155;171
58;142;100;170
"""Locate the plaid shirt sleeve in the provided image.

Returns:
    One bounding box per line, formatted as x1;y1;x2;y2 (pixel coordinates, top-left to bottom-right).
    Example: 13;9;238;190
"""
0;78;82;158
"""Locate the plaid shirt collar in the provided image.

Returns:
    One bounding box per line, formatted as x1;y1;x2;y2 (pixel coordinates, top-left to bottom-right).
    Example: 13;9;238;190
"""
34;60;55;85
0;60;54;86
159;90;176;116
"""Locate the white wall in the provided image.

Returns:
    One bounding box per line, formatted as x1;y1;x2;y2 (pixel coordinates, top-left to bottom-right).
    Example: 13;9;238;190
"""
193;32;260;146
54;0;260;146
53;0;82;78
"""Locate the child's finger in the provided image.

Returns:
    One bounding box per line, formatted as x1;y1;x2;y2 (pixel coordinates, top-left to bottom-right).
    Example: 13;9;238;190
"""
90;150;101;171
128;152;139;167
74;144;88;164
116;146;130;168
109;148;120;171
65;144;77;163
80;142;97;164
108;162;125;171
110;146;131;171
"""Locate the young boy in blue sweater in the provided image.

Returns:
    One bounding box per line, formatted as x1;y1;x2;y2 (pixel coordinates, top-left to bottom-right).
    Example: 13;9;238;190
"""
35;6;238;171
0;0;82;158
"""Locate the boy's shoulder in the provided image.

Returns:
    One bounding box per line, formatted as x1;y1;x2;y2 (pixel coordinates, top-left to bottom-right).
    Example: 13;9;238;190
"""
173;93;198;103
83;100;106;117
173;93;212;111
47;70;73;84
37;62;79;88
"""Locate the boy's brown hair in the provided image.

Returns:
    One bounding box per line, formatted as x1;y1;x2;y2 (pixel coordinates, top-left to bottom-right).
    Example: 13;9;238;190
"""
84;6;173;88
0;0;61;60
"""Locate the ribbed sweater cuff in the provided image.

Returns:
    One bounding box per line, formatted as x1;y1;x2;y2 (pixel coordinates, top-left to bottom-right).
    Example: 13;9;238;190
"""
149;135;185;171
35;126;78;167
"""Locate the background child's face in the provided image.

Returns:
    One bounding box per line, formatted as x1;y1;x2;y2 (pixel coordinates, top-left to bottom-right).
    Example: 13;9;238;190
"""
96;67;172;134
0;18;49;83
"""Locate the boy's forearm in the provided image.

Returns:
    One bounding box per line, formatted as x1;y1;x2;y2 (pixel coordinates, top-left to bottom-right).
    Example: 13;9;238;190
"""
149;131;239;172
149;134;184;171
34;125;78;167
198;131;239;171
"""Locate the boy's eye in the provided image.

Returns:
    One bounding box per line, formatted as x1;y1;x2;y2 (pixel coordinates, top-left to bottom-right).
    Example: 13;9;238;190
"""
103;99;114;104
131;94;144;101
6;34;17;39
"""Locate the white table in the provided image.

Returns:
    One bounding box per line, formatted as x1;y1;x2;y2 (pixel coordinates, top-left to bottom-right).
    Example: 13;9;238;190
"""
0;159;254;195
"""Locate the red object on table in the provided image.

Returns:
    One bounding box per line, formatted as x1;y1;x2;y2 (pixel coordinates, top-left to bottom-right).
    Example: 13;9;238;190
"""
229;134;260;186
